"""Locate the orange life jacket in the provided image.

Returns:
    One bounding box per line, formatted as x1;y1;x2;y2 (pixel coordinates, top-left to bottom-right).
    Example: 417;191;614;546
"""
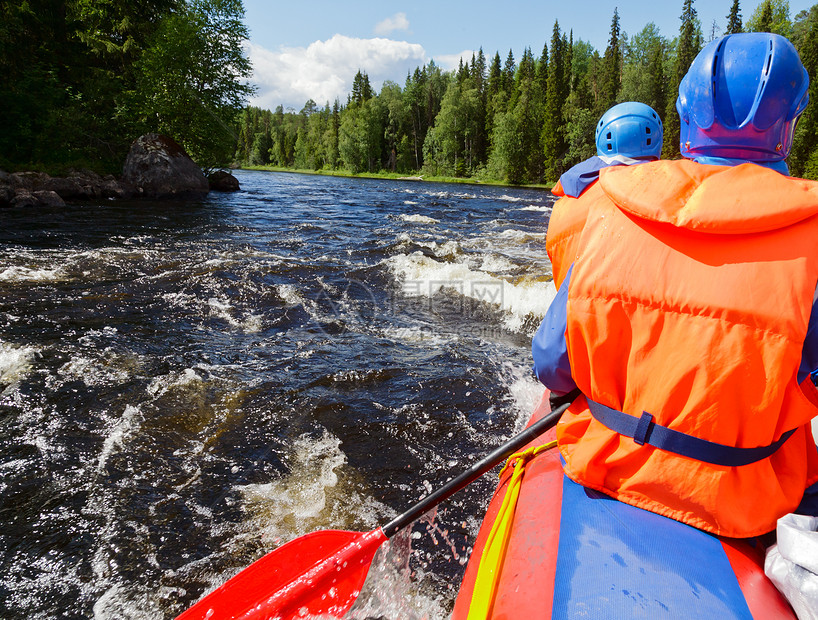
546;181;608;289
557;159;818;538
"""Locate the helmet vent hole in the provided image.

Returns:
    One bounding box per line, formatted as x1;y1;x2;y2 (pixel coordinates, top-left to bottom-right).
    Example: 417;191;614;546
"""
646;127;651;134
606;132;612;140
647;138;652;145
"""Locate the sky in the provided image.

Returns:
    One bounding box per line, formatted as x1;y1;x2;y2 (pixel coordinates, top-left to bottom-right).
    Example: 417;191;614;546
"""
242;0;816;111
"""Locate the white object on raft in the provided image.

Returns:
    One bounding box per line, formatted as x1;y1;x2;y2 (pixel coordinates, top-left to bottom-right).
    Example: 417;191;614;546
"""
765;512;818;620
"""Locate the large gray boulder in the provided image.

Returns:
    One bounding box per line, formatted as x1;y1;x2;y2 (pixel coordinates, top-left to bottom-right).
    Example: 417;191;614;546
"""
121;134;209;199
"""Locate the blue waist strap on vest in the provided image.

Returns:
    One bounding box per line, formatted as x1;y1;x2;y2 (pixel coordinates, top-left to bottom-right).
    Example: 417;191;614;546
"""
586;398;797;467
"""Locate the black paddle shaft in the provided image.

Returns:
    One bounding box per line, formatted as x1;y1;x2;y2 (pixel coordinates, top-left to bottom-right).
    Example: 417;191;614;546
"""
382;400;570;538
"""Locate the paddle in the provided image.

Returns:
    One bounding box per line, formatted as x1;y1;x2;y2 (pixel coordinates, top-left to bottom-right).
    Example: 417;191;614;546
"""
176;399;570;620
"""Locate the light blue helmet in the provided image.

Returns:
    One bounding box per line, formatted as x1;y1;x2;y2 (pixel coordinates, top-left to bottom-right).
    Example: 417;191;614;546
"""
595;102;664;160
676;33;809;162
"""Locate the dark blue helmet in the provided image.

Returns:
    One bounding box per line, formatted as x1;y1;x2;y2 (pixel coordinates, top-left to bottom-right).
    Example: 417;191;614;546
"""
676;33;809;162
595;102;663;160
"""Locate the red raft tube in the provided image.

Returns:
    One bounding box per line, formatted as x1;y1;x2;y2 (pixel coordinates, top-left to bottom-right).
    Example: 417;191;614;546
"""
453;392;796;619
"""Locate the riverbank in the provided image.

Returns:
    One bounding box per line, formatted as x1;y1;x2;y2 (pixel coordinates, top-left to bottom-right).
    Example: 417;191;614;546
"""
241;165;556;191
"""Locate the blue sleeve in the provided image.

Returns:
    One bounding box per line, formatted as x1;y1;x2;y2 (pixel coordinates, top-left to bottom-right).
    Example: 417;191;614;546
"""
532;265;577;395
799;286;818;384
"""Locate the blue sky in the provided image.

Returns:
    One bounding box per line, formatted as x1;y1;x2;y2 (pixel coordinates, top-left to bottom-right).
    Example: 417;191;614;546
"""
242;0;815;111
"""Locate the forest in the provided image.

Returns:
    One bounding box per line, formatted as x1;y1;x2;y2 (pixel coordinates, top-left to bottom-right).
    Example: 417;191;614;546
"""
4;1;818;184
0;0;253;174
236;0;818;184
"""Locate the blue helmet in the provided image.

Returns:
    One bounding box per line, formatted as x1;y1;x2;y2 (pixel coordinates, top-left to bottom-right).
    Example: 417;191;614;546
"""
595;102;664;160
676;33;809;162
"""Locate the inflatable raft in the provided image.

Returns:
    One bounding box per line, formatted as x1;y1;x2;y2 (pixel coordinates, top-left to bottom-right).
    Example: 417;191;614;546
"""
452;393;796;619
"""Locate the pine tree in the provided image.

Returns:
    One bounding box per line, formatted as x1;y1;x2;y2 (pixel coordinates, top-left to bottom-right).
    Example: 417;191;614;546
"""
512;46;536;109
726;0;743;34
744;0;793;36
647;39;666;122
351;70;373;104
543;20;567;180
536;41;549;104
663;0;702;159
758;1;774;32
502;49;516;94
485;52;504;152
599;8;622;115
474;49;487;94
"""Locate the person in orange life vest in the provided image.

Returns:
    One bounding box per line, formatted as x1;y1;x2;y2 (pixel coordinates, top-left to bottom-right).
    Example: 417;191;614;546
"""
547;102;663;289
532;32;818;538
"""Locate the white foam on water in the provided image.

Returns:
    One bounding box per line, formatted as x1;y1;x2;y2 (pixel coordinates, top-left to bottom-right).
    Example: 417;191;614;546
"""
349;529;448;620
384;252;557;333
0;264;66;283
399;214;440;225
97;405;142;473
0;341;37;387
58;350;140;387
394;234;464;261
496;228;542;244
147;368;204;398
479;253;516;273
236;432;448;620
237;432;389;539
498;361;548;431
92;583;170;620
381;325;458;347
276;283;305;306
496;194;526;203
207;298;263;333
518;205;552;212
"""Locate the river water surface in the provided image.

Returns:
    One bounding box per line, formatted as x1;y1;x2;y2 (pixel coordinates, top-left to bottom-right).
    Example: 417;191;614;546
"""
0;170;556;618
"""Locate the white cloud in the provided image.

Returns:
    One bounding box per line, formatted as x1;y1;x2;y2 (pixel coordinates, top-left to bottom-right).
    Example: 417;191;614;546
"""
247;35;427;111
434;49;478;71
374;12;410;36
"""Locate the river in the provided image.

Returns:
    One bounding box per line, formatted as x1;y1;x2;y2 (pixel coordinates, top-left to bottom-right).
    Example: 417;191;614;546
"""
0;170;556;618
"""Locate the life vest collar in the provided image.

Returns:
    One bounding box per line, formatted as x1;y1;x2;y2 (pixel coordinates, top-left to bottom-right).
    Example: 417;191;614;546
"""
599;159;818;234
556;156;625;199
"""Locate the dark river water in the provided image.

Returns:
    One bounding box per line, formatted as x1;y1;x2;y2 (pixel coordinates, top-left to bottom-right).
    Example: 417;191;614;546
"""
0;170;557;619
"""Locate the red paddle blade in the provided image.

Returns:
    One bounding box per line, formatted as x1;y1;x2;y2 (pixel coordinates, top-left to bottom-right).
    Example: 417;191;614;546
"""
177;528;388;620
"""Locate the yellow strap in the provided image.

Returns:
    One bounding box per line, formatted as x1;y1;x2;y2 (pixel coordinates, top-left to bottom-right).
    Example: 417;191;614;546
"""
467;440;557;620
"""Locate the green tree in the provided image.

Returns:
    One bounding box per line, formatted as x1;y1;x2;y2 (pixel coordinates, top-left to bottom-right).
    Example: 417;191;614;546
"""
564;107;598;165
423;76;481;176
536;41;549;105
133;0;254;170
351;70;374;104
599;8;623;115
620;23;668;114
487;108;524;183
380;81;411;172
485;52;505;153
759;1;774;32
339;99;381;173
663;0;702;159
746;0;792;37
726;0;743;34
0;0;182;171
502;50;516;95
543;20;568;180
789;6;818;178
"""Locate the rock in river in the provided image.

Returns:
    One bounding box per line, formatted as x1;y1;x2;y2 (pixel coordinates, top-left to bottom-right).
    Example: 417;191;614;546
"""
122;134;209;199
